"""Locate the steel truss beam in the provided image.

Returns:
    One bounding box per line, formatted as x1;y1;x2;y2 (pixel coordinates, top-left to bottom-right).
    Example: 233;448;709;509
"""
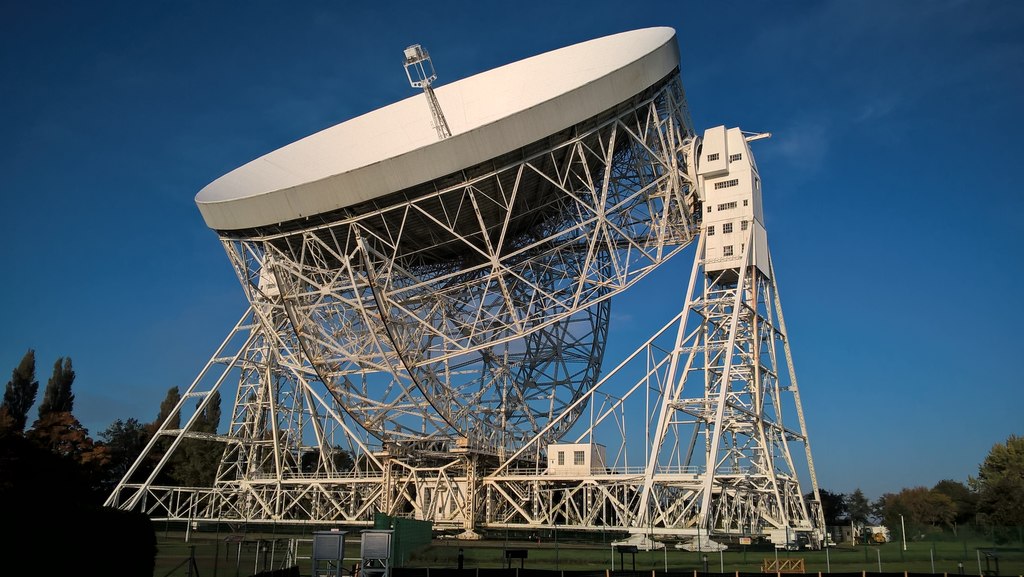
107;73;822;545
480;228;823;542
227;74;697;453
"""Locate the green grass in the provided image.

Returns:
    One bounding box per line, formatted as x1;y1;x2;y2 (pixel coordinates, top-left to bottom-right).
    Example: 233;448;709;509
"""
405;540;1024;575
152;526;361;577
152;528;1024;577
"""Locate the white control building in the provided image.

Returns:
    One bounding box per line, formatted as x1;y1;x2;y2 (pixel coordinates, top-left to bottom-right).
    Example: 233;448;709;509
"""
697;126;770;277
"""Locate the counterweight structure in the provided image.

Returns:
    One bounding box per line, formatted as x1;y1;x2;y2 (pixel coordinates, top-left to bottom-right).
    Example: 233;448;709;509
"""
106;28;824;546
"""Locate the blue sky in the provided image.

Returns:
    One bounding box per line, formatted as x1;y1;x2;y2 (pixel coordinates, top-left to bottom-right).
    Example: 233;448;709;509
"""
1;0;1021;501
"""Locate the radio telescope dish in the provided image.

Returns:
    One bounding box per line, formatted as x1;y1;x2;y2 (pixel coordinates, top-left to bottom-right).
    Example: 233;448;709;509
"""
195;27;699;452
109;28;824;543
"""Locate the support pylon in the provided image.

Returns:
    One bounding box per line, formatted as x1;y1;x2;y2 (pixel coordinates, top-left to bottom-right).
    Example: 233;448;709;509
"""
637;126;824;544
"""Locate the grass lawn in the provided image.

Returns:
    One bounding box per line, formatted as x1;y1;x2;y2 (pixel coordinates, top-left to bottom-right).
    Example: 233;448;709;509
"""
152;527;1024;577
405;539;1023;575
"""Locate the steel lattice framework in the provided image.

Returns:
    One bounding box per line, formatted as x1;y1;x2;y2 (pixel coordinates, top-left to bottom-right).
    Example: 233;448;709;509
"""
109;73;704;524
475;227;823;545
107;48;824;546
215;73;697;453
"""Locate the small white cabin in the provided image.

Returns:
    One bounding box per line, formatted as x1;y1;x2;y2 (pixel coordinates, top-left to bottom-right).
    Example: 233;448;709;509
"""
546;443;607;475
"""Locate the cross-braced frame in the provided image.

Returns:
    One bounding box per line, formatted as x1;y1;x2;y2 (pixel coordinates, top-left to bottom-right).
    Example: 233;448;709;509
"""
108;73;717;531
482;228;824;544
106;63;825;544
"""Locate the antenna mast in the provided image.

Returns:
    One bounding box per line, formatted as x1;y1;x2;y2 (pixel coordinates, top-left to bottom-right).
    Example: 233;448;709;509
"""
403;44;452;140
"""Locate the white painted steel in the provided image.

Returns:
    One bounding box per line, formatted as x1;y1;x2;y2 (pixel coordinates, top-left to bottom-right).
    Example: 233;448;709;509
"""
107;25;825;546
195;27;679;231
483;133;823;541
108;125;824;542
403;43;452;140
109;27;701;529
217;71;697;451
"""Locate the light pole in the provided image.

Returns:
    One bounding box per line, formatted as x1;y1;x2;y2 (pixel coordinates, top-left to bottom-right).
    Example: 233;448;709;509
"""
900;514;907;551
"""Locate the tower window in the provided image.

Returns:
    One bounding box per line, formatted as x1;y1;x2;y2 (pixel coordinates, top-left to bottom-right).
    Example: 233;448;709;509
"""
707;205;712;213
714;179;740;190
729;153;742;162
707;153;720;162
723;245;734;257
743;199;749;207
707;225;715;236
557;451;565;465
716;201;737;211
574;450;585;465
723;222;733;234
741;221;749;231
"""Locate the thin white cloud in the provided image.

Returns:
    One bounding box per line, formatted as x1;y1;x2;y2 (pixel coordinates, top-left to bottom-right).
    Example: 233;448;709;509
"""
854;94;903;124
764;118;831;176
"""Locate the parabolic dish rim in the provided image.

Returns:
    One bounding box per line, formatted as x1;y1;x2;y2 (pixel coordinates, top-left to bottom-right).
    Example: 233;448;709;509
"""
195;26;680;232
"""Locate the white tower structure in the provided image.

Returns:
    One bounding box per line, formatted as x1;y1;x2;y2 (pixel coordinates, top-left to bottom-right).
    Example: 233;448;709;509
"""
632;126;823;543
477;126;823;548
699;126;769;277
106;28;824;547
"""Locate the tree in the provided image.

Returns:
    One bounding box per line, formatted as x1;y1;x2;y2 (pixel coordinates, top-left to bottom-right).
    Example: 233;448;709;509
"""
143;386;181;484
807;489;848;527
149;386;181;434
876;486;955;532
932;479;976;530
1;429;156;572
25;411;110;502
1;425;98;514
23;356;109;498
301;446;355;475
98;418;149;489
38;356;75;417
973;435;1024;535
170;391;223;486
847;488;873;526
27;411;106;464
1;349;39;432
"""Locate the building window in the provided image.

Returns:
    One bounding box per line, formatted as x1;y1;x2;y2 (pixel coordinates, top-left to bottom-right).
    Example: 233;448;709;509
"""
707;225;715;236
707;205;712;213
716;201;738;211
714;179;740;190
574;450;585;465
557;451;565;466
707;153;720;162
723;245;734;257
743;199;749;207
729;153;742;162
741;221;749;231
723;222;733;234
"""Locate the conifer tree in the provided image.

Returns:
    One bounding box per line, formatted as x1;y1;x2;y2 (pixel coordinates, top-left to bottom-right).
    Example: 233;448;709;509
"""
145;386;181;483
150;386;182;434
38;357;75;417
26;355;107;478
1;349;39;432
171;391;223;486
